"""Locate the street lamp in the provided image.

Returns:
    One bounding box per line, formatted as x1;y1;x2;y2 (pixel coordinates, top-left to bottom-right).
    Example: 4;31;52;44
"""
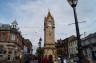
67;0;83;63
39;37;42;48
38;37;42;63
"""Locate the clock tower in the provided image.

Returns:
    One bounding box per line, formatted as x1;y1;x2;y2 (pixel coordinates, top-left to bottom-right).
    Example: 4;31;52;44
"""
44;11;57;61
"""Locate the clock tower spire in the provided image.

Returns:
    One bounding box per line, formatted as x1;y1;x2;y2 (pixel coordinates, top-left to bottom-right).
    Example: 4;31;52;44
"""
44;11;57;62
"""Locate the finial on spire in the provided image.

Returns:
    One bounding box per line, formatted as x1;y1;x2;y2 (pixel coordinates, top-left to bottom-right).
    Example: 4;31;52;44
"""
47;10;52;17
45;10;54;19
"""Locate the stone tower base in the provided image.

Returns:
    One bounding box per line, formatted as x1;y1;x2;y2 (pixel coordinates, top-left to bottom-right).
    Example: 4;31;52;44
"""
44;47;57;62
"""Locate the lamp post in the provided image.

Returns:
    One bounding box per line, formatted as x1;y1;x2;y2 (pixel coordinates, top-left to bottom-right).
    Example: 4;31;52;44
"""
38;37;42;63
67;0;83;63
39;38;42;48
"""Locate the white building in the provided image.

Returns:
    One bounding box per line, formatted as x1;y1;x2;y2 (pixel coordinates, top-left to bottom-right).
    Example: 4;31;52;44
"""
81;32;96;61
68;35;78;63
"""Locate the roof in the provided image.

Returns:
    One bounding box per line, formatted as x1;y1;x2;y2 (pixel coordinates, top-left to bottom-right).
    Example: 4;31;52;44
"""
82;32;96;40
11;20;18;25
0;24;11;30
68;35;77;42
56;35;77;45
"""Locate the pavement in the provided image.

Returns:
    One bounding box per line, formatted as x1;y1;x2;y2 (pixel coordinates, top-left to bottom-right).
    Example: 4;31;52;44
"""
30;60;38;63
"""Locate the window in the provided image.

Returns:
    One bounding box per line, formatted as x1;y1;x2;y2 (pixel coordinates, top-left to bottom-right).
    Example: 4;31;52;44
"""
8;51;12;54
0;32;1;40
8;55;10;60
0;49;3;54
0;55;3;57
1;32;7;41
81;41;84;46
85;40;89;45
91;38;96;43
10;33;15;40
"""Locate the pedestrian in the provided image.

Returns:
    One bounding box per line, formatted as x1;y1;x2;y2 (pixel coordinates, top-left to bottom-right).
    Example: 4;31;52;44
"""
42;55;49;63
60;56;64;63
83;56;95;63
48;55;53;63
24;55;30;63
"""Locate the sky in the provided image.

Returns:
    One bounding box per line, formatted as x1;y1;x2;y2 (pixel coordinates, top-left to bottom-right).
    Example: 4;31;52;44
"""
0;0;96;54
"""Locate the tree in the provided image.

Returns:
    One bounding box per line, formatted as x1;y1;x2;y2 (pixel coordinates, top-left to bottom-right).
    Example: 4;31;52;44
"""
36;47;44;57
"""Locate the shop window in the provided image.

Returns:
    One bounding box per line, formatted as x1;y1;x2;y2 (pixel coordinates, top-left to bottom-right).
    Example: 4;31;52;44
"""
1;32;7;41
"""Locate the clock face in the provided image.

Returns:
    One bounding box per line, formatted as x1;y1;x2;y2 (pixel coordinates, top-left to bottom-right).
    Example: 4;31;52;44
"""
48;24;52;27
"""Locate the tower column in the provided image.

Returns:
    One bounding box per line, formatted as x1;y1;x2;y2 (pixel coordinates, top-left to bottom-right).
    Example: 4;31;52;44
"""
44;11;57;62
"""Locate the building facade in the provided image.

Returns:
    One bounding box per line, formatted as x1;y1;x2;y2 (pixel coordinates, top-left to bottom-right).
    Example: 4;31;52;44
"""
56;35;78;63
23;39;33;54
68;35;78;63
56;38;69;58
81;32;96;61
44;11;57;61
0;21;32;62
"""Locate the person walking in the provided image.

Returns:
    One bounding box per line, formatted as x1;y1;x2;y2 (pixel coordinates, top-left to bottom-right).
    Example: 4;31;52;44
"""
83;56;95;63
48;55;53;63
24;55;30;63
42;55;49;63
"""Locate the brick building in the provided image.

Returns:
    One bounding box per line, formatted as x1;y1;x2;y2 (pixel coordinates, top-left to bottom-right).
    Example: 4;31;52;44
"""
56;36;77;59
23;39;32;54
0;21;32;62
68;35;78;63
56;38;69;58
